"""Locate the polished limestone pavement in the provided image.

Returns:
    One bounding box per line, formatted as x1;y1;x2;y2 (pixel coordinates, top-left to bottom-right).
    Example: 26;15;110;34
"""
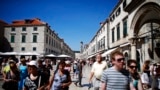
69;65;93;90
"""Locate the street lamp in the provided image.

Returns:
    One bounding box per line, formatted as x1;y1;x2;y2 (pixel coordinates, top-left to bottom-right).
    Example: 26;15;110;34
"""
148;23;160;60
150;23;154;60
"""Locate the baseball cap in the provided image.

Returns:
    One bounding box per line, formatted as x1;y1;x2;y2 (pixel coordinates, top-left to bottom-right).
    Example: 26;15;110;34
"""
27;60;38;68
8;60;16;64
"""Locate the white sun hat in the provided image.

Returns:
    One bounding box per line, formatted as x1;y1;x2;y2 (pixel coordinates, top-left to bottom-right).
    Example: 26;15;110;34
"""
65;60;71;64
74;61;77;63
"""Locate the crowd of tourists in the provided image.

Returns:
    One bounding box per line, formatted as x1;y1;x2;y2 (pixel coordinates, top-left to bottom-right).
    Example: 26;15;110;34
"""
0;51;160;90
88;51;160;90
0;55;67;90
0;55;86;90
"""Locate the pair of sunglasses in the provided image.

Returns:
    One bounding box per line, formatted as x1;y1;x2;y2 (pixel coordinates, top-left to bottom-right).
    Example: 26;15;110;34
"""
129;66;137;69
116;58;125;62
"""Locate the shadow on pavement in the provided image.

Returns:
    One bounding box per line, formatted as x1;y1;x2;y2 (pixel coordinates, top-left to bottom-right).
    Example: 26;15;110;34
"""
82;83;90;87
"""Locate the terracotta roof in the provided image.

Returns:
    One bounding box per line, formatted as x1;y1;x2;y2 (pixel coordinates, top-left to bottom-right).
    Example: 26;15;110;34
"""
0;20;8;25
7;18;47;26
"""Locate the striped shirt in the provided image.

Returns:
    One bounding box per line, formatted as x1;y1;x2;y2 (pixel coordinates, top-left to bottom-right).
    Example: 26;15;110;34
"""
101;67;131;90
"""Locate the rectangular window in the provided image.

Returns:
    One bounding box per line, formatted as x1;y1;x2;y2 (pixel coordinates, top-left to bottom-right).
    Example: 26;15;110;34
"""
103;36;105;48
100;39;102;49
117;24;120;40
123;18;128;37
123;0;127;8
33;35;37;42
22;27;26;31
21;47;25;51
22;35;26;43
49;37;51;45
11;27;15;31
54;40;55;47
98;41;100;50
33;27;37;31
33;47;36;51
52;39;53;46
46;35;48;44
112;28;115;43
50;30;51;35
11;35;15;43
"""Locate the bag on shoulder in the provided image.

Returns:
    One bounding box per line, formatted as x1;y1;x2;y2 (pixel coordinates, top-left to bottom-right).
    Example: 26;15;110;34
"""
2;81;7;89
2;81;12;89
2;71;12;89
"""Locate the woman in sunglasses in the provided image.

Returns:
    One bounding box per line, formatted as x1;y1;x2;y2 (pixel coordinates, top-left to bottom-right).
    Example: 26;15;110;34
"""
127;59;143;90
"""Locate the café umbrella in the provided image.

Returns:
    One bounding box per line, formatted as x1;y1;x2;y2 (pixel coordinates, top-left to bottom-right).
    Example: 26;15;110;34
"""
45;54;56;57
57;54;71;58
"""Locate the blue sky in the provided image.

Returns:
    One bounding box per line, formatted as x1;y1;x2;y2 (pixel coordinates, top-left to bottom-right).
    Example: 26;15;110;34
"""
0;0;118;51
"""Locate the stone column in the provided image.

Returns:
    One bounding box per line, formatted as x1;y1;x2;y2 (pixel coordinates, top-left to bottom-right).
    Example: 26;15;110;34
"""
144;43;150;60
131;43;136;60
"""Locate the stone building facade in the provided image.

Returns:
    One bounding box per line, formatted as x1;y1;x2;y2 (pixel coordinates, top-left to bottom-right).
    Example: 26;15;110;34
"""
3;18;74;57
81;0;160;71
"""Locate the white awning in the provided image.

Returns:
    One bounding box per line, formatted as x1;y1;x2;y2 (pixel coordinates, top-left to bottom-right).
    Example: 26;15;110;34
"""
18;52;40;56
0;52;19;55
87;53;96;59
120;42;130;47
101;48;117;57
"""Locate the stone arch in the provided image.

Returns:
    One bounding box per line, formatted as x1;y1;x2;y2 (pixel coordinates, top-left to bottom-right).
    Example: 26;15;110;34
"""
131;2;160;35
129;2;160;62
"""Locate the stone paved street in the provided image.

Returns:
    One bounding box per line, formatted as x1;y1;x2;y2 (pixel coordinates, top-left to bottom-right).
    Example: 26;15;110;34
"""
69;65;93;90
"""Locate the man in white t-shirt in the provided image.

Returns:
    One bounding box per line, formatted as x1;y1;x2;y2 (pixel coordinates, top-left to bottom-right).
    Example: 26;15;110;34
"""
89;53;107;90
